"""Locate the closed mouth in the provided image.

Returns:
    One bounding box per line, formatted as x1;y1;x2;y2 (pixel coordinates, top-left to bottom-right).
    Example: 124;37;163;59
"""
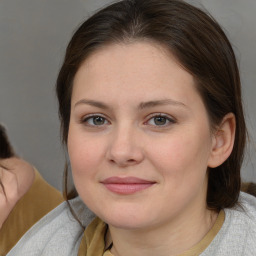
101;176;156;194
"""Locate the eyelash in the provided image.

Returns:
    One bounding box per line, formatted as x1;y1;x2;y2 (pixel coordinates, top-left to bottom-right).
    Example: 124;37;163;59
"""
144;113;176;128
80;113;176;128
81;114;110;127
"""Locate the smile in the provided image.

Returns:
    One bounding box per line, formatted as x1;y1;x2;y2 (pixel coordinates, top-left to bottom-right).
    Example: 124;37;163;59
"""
101;177;156;195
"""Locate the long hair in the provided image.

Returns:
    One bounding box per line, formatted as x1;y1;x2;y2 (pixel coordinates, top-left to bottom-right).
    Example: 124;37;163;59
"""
56;0;246;211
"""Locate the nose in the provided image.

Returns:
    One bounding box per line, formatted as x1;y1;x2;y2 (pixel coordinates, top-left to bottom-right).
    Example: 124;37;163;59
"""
106;125;144;167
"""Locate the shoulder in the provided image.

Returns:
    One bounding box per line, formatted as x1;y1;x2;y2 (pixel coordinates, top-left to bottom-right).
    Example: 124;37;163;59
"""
0;161;63;255
202;192;256;255
7;197;95;256
239;191;256;212
225;192;256;228
230;192;256;239
224;193;256;253
29;168;63;206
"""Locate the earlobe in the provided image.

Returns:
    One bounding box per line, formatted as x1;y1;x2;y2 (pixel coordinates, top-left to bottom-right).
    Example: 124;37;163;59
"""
208;113;236;168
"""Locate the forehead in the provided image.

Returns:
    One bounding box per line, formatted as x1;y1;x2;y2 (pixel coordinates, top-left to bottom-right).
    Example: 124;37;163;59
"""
71;41;201;108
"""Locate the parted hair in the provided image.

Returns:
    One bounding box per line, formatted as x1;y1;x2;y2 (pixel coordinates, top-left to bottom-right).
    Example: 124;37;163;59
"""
56;0;246;211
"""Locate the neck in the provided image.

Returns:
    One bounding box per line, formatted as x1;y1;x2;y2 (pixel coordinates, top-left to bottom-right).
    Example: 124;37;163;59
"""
109;206;218;256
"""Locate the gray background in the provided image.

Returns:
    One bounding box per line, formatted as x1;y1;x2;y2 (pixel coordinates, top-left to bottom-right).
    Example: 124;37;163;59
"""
0;0;255;190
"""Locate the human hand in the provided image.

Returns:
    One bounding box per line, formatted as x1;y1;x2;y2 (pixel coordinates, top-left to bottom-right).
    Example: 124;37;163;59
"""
0;165;20;229
0;158;34;229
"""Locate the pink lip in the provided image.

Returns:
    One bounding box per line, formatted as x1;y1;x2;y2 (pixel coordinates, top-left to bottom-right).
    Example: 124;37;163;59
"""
101;177;156;195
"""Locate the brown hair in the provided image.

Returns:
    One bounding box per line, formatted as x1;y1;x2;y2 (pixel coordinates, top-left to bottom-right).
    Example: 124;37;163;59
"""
0;124;16;195
0;124;15;159
56;0;246;211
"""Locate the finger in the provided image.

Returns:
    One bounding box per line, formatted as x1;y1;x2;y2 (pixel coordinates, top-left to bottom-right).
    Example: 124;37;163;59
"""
0;166;19;204
0;180;6;196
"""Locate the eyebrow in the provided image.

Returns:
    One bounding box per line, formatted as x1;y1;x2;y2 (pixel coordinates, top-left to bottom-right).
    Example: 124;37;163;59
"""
74;98;187;110
74;99;110;109
139;99;187;109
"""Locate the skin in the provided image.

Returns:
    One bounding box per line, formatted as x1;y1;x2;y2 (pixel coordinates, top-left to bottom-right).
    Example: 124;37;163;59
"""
0;157;35;229
68;42;235;256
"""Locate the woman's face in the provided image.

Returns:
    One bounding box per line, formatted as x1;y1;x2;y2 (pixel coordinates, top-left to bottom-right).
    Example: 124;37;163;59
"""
68;42;215;230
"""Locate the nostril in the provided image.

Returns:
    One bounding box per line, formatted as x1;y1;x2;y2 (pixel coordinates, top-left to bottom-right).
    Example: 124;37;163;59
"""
109;158;137;166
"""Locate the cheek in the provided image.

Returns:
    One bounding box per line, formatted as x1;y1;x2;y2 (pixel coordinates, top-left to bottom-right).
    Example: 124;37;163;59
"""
149;129;211;179
68;134;104;202
68;131;103;179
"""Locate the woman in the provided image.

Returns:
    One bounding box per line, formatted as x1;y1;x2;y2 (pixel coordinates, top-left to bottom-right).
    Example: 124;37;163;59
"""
0;124;63;255
7;0;256;255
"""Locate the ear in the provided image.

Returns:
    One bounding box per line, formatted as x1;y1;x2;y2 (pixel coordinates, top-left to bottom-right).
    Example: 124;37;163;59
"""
207;113;236;168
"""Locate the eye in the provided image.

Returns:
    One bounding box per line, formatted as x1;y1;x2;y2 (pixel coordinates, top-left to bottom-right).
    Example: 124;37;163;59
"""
82;115;109;126
146;114;175;127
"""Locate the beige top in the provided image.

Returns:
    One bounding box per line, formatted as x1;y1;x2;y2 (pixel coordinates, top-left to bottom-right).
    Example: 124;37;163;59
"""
78;210;225;256
0;169;63;255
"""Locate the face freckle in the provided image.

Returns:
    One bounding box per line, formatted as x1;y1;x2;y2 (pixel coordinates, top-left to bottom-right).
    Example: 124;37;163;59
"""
68;41;214;231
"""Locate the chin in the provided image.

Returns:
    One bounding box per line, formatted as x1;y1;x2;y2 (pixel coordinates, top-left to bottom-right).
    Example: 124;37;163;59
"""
81;193;157;229
98;210;154;230
107;218;146;230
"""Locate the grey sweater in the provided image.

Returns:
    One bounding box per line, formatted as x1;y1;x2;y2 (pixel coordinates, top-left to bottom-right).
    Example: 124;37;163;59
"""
7;192;256;256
